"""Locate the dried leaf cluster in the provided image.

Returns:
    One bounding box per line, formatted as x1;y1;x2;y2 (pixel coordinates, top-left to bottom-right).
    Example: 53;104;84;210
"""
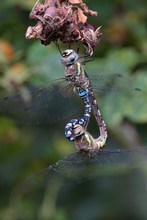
26;0;101;53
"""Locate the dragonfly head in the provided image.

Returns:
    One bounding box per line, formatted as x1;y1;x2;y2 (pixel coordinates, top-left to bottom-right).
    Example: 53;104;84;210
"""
73;124;85;138
61;49;79;66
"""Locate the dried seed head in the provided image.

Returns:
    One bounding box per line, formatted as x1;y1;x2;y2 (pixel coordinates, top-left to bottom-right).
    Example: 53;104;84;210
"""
26;0;101;54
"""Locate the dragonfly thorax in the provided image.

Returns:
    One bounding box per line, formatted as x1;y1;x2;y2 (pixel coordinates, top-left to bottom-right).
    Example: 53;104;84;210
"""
61;49;79;66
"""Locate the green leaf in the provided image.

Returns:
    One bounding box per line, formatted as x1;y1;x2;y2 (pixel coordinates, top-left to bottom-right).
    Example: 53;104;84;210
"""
126;71;147;123
27;43;62;82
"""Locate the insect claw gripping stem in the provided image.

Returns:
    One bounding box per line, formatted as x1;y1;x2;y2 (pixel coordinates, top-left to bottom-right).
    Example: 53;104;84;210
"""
61;49;108;151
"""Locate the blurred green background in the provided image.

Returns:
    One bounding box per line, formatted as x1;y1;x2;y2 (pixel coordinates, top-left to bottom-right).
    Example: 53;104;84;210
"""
0;0;147;219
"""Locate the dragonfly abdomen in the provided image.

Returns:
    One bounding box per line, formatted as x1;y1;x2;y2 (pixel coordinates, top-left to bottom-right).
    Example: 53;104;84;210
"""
90;90;108;148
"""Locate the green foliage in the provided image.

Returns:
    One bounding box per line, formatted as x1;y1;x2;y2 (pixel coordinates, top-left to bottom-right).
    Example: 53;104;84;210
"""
86;48;147;126
27;43;62;81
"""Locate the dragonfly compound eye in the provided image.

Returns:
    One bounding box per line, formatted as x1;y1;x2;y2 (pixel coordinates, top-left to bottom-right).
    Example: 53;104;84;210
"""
62;49;73;57
61;50;79;66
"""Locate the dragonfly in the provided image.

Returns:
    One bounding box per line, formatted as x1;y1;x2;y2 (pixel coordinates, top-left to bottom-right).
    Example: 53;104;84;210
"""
0;50;143;139
60;49;107;148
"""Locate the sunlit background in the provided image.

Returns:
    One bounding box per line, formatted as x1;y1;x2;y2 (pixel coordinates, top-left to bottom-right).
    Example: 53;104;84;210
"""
0;0;147;219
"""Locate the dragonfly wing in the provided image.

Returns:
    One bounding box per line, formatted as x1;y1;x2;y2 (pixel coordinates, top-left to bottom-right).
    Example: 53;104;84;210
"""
0;79;81;124
88;69;142;96
87;69;146;124
19;148;147;192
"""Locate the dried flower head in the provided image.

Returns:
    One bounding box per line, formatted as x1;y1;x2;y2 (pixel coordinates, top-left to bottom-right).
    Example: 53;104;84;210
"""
26;0;101;54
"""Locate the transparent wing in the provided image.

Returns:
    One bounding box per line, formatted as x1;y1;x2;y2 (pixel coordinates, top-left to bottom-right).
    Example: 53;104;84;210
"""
87;69;147;123
19;148;147;192
88;69;142;96
0;78;81;124
0;70;146;125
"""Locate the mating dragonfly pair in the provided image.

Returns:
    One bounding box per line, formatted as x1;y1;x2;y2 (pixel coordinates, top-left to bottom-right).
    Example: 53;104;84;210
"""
1;49;141;149
61;49;107;151
1;49;146;188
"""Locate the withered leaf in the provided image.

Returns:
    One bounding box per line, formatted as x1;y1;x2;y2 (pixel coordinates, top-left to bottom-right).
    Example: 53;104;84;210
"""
77;8;87;24
80;3;97;16
68;0;82;4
